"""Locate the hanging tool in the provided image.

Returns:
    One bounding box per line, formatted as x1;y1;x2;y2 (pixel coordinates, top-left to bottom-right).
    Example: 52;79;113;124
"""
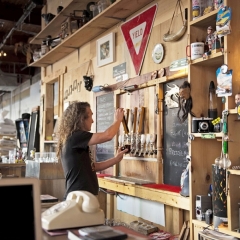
138;107;145;134
163;0;187;42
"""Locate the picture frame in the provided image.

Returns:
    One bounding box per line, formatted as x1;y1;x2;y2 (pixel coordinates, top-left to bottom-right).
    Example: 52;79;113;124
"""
96;32;115;67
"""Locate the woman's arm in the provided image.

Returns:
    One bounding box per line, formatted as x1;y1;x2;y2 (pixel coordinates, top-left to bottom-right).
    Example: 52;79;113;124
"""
94;147;128;172
88;108;124;146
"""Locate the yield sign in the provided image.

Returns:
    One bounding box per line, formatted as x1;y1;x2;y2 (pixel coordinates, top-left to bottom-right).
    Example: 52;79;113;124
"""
121;4;158;75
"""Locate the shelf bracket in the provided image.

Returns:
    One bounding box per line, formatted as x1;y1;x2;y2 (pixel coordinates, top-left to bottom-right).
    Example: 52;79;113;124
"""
105;16;126;22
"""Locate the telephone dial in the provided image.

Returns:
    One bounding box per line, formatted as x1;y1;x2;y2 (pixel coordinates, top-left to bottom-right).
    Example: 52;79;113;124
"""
41;191;105;230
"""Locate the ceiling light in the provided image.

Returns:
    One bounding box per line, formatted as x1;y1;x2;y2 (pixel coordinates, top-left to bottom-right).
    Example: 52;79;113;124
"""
0;51;7;57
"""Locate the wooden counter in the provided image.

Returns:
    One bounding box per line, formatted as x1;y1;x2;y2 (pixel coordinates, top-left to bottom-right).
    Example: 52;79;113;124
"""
0;162;26;177
98;178;190;211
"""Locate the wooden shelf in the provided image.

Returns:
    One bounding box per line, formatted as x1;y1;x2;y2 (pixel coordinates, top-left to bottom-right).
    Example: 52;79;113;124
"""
190;9;218;28
30;0;90;45
29;0;155;67
229;108;237;114
219;228;240;238
192;132;222;138
228;169;240;175
191;51;224;67
44;141;58;144
98;177;190;211
192;219;240;238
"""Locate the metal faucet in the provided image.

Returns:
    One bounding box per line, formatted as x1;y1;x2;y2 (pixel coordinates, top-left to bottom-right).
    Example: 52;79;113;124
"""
130;132;136;154
139;134;146;156
149;134;156;156
134;133;141;155
144;134;150;156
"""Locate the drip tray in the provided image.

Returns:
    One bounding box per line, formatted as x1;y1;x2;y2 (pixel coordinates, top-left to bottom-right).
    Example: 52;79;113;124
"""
104;176;155;185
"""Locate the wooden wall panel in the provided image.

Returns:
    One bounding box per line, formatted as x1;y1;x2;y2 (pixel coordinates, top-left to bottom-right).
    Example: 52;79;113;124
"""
116;86;159;182
41;0;190;233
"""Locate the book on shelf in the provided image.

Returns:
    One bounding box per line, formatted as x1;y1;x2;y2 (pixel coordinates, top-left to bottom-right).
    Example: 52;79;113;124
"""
68;226;128;240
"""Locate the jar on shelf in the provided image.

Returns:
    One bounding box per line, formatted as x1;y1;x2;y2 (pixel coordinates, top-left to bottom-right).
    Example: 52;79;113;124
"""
41;40;49;56
192;0;210;19
98;0;110;13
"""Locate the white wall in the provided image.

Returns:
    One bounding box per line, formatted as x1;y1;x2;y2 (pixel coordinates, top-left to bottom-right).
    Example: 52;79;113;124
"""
0;74;41;121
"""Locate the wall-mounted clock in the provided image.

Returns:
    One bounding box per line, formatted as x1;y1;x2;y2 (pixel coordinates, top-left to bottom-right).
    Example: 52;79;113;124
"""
152;44;164;64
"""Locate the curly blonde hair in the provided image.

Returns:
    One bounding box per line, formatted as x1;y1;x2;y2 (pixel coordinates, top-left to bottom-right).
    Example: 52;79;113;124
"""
56;101;90;160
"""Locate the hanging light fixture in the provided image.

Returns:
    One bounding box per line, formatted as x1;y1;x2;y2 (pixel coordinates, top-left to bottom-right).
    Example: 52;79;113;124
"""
0;51;7;57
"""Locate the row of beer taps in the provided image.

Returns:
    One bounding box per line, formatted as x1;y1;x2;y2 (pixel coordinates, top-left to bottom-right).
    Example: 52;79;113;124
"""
119;132;157;157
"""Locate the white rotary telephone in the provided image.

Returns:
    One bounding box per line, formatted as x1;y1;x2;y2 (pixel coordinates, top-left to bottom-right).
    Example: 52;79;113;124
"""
41;191;105;230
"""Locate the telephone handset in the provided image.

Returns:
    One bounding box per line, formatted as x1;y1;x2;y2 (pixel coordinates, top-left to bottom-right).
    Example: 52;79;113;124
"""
66;191;100;213
41;191;105;230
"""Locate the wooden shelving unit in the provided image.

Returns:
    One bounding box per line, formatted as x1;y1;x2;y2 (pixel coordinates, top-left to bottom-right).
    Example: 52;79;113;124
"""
189;0;240;239
191;51;224;67
29;0;154;67
190;9;218;28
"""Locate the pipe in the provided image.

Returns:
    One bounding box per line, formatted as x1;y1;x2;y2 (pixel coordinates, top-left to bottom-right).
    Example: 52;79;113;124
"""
0;1;37;50
15;29;37;36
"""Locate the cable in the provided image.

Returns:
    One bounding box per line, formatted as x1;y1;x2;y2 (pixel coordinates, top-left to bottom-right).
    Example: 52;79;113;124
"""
99;187;116;195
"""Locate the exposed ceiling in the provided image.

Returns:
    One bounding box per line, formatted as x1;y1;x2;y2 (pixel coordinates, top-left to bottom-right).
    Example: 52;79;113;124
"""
0;0;45;94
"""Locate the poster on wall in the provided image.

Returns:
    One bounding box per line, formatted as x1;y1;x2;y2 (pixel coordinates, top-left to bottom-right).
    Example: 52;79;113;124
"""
120;4;158;76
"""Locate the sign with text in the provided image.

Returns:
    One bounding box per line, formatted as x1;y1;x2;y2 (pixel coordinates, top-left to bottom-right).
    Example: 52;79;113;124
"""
113;62;126;78
120;4;158;75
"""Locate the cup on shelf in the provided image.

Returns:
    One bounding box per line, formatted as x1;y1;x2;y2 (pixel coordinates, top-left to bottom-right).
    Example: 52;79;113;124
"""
35;152;47;162
186;42;204;60
48;152;58;163
34;152;57;163
2;156;8;163
8;149;16;163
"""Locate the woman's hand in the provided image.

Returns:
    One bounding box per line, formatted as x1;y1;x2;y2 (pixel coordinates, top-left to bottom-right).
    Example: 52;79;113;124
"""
115;147;128;162
114;108;124;122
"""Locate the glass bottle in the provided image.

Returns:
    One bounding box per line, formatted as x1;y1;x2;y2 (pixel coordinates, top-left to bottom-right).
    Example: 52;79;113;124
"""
208;81;218;132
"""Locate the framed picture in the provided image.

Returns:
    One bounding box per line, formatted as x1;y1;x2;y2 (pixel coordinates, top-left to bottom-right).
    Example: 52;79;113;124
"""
97;32;115;67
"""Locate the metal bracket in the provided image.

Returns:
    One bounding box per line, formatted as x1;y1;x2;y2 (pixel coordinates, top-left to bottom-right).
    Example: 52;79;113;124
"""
105;16;126;22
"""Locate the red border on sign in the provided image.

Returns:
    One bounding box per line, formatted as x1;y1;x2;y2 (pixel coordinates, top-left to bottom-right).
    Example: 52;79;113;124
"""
120;4;158;75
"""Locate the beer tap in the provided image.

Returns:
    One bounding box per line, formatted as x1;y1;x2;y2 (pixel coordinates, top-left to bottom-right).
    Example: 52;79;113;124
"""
144;134;151;156
139;134;146;156
134;133;141;155
130;132;136;154
118;135;123;148
149;134;156;156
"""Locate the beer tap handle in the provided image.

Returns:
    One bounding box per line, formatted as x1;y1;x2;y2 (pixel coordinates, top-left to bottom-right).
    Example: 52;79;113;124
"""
133;107;138;134
125;109;130;125
122;115;129;134
128;109;133;133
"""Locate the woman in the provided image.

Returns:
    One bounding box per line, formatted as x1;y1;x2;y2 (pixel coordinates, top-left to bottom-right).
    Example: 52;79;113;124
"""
56;101;127;200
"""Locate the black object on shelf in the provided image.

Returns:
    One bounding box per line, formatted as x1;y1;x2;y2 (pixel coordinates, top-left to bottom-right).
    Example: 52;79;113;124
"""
15;114;30;148
27;109;40;159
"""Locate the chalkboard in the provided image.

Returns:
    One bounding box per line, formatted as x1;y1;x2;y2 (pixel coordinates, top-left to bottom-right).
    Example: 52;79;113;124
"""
163;78;189;186
27;110;40;159
96;92;114;162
